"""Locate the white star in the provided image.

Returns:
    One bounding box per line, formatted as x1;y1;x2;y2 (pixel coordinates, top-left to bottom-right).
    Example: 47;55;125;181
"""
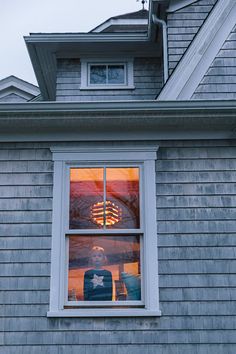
91;274;104;288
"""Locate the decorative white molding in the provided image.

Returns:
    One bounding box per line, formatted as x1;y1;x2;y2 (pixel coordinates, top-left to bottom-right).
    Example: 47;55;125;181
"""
158;0;236;100
47;309;162;317
48;146;160;317
167;0;198;13
0;75;39;101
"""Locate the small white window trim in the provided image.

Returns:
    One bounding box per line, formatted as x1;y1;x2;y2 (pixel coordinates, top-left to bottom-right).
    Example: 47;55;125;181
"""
47;146;161;317
80;59;135;90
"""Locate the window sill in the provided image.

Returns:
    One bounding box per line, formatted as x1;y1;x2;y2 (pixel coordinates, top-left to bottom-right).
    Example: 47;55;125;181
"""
80;85;135;90
47;308;162;317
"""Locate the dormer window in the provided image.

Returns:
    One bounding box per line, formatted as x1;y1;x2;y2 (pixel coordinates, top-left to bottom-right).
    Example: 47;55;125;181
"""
90;64;125;85
81;59;134;90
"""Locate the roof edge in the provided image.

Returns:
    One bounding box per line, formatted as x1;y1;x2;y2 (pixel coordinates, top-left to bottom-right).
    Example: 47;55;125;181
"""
0;99;236;114
158;0;236;100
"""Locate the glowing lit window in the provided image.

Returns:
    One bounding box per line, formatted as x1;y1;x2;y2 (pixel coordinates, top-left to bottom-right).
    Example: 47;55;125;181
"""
69;167;140;229
48;147;160;317
67;167;141;306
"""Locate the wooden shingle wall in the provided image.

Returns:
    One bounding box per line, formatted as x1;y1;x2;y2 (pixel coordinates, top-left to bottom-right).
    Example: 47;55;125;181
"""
56;58;163;101
1;140;236;353
192;25;236;99
167;0;217;75
0;94;28;103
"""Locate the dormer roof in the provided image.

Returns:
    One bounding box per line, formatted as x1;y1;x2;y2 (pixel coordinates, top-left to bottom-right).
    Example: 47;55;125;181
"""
0;76;40;102
91;10;149;33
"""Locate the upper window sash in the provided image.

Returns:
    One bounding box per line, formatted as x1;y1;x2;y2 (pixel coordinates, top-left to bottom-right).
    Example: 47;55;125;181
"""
66;164;142;233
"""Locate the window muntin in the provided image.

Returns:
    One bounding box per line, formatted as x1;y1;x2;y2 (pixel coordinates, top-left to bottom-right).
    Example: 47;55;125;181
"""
89;64;126;86
67;235;141;305
69;167;140;230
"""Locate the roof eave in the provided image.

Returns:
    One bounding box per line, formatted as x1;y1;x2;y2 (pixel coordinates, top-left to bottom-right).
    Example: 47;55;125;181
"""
0;100;235;142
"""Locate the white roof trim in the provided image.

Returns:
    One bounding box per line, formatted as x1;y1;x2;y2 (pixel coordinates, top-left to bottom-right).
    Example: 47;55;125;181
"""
92;19;148;33
167;0;198;13
158;0;236;100
0;76;39;96
0;89;33;101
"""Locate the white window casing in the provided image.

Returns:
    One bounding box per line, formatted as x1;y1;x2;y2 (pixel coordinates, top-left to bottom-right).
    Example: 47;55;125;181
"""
80;59;135;90
47;146;161;317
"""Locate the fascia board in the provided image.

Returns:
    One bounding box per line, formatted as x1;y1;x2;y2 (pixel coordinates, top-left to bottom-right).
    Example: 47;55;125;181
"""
158;0;236;100
0;101;235;142
1;100;236;113
24;33;148;43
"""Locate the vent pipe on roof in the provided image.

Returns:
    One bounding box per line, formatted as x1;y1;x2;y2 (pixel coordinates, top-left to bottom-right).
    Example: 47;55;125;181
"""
152;14;168;83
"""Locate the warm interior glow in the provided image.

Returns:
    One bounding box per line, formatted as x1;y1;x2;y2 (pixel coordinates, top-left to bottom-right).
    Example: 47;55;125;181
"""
69;167;140;229
70;167;139;182
90;200;122;226
68;235;141;302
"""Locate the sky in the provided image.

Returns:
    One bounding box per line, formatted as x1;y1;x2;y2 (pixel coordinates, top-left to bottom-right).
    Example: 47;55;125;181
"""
0;0;149;86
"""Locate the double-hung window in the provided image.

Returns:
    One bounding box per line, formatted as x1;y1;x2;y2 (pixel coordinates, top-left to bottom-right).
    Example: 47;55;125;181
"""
48;147;160;317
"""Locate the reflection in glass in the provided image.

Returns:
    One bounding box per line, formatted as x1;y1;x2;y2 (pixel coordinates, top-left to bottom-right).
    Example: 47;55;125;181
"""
68;235;141;302
90;65;106;84
106;168;140;229
70;168;103;229
108;65;125;84
69;167;140;230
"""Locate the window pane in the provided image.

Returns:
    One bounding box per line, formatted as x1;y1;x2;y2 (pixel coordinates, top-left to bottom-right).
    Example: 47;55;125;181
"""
90;65;106;84
70;168;104;229
68;235;141;303
106;168;140;229
108;65;125;84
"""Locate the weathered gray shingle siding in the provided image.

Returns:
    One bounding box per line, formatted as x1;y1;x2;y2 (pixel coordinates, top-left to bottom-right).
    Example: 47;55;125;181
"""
1;140;236;353
192;25;236;99
167;0;217;75
56;58;163;101
0;93;28;103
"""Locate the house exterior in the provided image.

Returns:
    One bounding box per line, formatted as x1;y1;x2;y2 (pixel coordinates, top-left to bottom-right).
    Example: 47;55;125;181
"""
1;0;236;353
0;76;39;103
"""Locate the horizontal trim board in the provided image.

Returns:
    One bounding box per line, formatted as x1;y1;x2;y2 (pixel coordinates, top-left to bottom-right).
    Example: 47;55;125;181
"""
0;101;236;141
3;315;236;332
47;309;161;318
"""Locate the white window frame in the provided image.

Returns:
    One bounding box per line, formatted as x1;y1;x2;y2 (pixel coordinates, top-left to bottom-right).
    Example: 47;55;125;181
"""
47;146;161;317
80;59;135;90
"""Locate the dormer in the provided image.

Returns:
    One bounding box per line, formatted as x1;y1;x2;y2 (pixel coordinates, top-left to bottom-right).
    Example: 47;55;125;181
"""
24;0;236;102
24;1;165;101
90;9;149;33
